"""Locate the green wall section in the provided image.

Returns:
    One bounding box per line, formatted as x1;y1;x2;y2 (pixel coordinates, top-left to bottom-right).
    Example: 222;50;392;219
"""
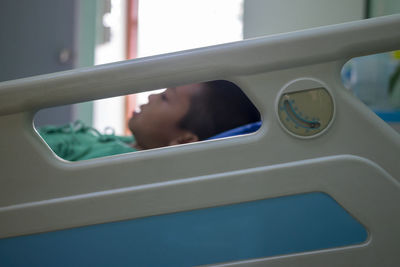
74;0;98;126
77;0;97;68
370;0;400;17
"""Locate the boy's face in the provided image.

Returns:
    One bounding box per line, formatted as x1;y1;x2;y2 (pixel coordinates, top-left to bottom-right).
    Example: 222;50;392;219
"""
128;83;203;149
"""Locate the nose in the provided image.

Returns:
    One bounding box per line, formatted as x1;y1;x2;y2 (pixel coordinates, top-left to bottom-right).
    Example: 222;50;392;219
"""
148;93;157;102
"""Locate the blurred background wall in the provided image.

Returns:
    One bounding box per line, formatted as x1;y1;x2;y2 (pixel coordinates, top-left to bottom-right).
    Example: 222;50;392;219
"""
0;0;398;133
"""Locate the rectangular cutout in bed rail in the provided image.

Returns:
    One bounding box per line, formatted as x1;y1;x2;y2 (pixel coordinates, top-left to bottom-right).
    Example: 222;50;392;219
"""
34;80;261;161
341;50;400;133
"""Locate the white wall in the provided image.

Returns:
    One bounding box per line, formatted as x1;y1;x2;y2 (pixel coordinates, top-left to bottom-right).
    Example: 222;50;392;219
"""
137;0;243;57
93;0;127;135
243;0;365;38
136;0;243;106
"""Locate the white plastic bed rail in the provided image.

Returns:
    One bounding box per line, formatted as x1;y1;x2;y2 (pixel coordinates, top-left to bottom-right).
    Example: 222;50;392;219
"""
0;14;399;267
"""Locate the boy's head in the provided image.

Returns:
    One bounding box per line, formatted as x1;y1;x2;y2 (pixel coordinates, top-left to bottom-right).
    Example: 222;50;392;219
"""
128;80;260;150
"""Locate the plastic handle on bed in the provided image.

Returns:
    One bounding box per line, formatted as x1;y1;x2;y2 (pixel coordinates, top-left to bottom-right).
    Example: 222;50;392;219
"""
207;121;262;140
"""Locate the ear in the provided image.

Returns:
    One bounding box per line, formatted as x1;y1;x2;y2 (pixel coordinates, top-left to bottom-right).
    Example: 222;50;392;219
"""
168;131;199;146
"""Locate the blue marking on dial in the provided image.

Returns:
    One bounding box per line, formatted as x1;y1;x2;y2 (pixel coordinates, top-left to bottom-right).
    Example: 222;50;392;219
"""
283;99;321;129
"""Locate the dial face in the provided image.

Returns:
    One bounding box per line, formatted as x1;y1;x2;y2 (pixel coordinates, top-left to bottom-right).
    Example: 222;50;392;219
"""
277;87;334;137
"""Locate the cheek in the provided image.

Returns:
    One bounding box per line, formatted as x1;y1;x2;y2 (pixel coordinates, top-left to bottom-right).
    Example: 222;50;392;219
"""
137;112;172;134
131;105;186;136
153;115;178;131
151;107;183;128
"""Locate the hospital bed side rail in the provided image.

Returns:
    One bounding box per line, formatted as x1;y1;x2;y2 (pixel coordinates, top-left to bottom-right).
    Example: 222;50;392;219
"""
0;14;399;267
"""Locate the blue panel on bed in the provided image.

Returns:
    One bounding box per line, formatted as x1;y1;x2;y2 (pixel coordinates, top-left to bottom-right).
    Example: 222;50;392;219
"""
0;192;367;267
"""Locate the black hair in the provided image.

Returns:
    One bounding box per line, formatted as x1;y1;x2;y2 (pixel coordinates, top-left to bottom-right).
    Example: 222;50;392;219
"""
179;80;261;140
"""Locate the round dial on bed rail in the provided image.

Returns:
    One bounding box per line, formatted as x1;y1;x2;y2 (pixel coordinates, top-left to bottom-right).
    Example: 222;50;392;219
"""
277;80;334;138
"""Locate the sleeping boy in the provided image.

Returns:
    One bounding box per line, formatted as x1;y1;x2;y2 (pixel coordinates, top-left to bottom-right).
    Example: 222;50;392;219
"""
38;80;260;161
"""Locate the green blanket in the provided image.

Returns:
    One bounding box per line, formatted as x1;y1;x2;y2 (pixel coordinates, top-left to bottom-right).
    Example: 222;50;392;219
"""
38;121;136;161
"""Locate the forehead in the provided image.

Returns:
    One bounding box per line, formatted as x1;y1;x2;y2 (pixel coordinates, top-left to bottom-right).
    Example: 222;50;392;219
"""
169;83;204;100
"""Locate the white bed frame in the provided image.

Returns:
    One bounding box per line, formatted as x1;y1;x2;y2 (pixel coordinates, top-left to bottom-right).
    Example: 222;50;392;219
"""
0;15;399;266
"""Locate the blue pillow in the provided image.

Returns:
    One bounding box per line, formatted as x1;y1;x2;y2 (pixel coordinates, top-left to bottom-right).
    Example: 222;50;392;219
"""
207;121;262;140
